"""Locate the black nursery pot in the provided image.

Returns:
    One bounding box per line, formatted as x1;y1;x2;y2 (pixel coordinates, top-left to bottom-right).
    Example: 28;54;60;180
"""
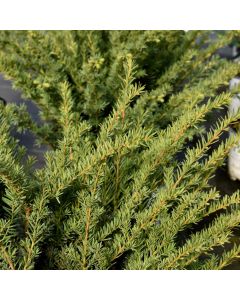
0;96;6;106
217;44;240;60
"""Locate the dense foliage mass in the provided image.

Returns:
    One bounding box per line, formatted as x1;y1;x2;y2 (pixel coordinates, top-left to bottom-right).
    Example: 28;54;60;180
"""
1;30;240;269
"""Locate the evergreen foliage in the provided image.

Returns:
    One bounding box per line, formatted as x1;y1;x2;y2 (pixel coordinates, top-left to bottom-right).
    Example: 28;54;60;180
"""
1;30;240;269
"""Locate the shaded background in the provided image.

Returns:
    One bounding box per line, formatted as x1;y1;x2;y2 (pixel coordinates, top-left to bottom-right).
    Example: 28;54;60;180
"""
0;74;49;169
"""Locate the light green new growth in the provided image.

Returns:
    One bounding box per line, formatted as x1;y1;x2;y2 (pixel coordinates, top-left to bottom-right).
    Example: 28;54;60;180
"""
0;30;240;270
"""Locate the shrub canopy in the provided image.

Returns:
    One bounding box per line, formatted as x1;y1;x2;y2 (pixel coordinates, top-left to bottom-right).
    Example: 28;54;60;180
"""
0;30;240;269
